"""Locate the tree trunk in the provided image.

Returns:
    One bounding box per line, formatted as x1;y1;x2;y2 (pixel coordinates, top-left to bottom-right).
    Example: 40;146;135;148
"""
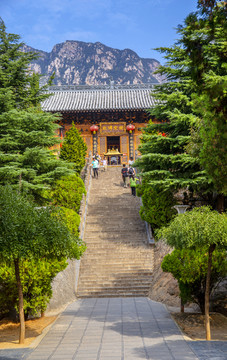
216;194;225;213
205;244;216;341
14;259;25;344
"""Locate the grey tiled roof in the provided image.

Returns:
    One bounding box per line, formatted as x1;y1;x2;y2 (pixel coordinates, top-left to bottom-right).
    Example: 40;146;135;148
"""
42;84;158;112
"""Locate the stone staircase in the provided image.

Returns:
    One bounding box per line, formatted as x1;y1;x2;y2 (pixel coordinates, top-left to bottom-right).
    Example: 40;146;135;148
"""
76;167;154;298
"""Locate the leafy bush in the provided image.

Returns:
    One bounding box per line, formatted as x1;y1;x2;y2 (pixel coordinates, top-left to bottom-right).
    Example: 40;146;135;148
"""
59;207;86;257
0;258;67;320
138;182;176;230
161;248;227;314
50;174;86;212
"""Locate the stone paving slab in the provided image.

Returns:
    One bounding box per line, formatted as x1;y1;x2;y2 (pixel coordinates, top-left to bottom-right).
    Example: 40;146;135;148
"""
0;298;226;360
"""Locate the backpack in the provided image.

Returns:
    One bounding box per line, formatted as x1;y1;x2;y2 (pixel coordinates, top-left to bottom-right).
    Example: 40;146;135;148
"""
128;167;134;176
121;167;128;177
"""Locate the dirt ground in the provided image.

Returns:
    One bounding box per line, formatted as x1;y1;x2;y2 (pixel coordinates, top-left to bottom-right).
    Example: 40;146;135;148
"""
0;312;226;349
0;316;56;349
171;312;227;341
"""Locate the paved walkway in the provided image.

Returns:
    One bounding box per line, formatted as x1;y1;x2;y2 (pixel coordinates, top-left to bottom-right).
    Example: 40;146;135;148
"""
0;298;226;360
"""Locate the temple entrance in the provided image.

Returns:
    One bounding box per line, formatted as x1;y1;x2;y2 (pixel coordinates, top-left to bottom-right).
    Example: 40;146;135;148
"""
106;136;121;165
107;136;120;152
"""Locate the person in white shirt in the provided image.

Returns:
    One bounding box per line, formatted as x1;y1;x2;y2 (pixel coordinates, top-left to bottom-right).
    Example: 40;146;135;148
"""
128;156;134;167
102;157;107;171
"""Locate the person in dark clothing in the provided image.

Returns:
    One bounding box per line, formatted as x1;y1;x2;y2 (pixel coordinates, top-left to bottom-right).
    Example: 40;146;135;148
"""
121;164;129;188
128;166;136;179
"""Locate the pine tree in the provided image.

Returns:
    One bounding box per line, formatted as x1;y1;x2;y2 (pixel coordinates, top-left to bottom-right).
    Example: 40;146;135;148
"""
0;20;74;202
0;109;75;202
135;0;226;210
0;18;51;111
60;122;87;173
187;1;227;202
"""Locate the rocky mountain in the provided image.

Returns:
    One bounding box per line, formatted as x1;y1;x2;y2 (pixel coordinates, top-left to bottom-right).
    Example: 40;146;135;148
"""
22;40;163;86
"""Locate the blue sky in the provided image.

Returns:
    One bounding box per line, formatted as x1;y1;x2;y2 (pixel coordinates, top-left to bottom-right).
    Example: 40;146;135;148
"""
0;0;198;64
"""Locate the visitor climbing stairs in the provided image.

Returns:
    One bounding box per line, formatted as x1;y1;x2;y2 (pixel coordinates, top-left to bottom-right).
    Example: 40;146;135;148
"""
76;167;154;298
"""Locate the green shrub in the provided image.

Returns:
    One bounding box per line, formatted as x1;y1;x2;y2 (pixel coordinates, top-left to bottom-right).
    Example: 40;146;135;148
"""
0;258;68;319
161;248;227;313
60;123;87;173
59;207;86;257
50;174;86;212
138;181;176;230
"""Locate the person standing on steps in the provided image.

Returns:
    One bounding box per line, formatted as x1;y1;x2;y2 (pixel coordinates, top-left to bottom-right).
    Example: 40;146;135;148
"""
128;165;136;180
95;152;101;164
128;156;134;167
130;175;138;196
91;156;99;178
121;164;129;188
102;157;107;171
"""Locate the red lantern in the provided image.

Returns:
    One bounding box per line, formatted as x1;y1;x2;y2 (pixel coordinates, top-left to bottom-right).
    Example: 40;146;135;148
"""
126;124;135;133
90;125;99;134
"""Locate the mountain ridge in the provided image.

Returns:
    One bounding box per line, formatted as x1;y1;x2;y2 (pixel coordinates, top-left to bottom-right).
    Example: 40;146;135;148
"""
22;40;163;85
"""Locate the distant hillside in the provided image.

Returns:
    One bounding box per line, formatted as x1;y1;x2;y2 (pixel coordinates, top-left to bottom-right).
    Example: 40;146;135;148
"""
22;40;163;85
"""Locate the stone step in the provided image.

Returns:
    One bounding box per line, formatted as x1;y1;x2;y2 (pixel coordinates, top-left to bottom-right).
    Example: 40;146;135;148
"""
79;274;152;280
79;268;152;274
79;281;152;286
81;254;152;259
77;292;150;298
77;284;151;291
80;264;152;274
80;259;152;262
87;215;142;220
85;226;145;231
84;232;146;236
83;241;148;247
85;238;148;243
82;252;152;258
84;237;147;243
77;289;150;298
79;260;152;265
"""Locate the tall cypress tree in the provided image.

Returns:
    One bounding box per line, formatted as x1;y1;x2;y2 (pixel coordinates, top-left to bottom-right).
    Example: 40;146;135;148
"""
0;18;51;111
187;1;227;208
135;0;226;211
0;19;74;202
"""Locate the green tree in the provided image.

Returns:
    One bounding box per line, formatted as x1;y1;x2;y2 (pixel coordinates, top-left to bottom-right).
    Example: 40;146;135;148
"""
0;186;82;344
135;0;226;217
158;206;227;340
0;20;75;202
60;123;87;173
187;1;227;203
0;18;52;112
0;109;74;202
161;248;227;313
